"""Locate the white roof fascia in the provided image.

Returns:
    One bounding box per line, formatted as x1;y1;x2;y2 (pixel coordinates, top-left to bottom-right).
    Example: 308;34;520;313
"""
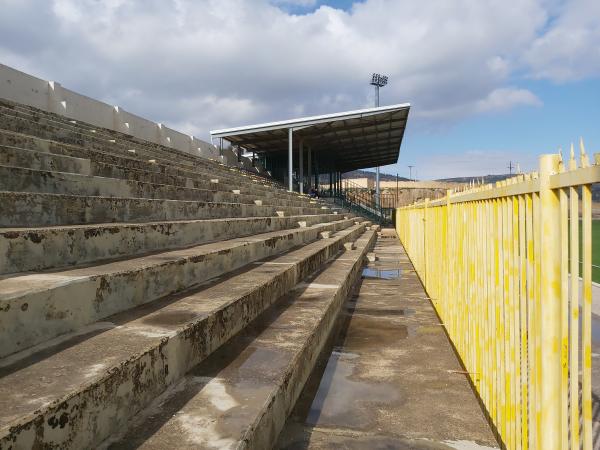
210;103;410;138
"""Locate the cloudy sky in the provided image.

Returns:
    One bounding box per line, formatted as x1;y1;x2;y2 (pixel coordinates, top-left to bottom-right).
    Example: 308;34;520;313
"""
1;0;599;179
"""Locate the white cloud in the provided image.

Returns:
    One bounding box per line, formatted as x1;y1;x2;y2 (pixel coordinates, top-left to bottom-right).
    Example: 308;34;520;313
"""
414;87;542;121
476;87;543;113
52;0;83;23
271;0;318;7
0;0;597;142
525;0;600;82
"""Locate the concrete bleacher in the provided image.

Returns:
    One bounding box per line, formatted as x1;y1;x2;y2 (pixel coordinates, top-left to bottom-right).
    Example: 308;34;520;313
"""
0;99;375;448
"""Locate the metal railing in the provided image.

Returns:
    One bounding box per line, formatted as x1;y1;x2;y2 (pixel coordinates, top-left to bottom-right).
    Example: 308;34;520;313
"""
337;178;396;224
395;143;597;450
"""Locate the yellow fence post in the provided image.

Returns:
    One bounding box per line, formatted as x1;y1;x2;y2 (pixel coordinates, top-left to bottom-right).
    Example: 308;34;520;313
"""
581;141;593;450
538;153;562;450
423;198;429;287
568;144;580;450
393;149;595;450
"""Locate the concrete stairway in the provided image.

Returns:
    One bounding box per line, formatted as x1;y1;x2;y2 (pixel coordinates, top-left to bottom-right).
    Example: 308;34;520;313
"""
0;99;374;449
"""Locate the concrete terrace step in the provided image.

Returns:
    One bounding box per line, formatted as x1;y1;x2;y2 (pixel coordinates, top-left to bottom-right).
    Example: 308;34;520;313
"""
0;130;288;197
0;105;272;186
103;229;377;450
0;143;91;175
0;191;333;227
0;103;219;169
0;218;362;357
0;131;312;205
0;165;314;207
0;107;276;186
0;214;349;274
0;223;369;449
89;160;311;203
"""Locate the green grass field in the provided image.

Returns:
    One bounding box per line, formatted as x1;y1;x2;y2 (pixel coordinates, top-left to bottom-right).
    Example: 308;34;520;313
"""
592;220;600;283
534;220;599;283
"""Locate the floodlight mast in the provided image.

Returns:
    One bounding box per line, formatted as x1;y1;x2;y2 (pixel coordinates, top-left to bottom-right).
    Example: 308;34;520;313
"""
370;73;388;107
370;73;388;209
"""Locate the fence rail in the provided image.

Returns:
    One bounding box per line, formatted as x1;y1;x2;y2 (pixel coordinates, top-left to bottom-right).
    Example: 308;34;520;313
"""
337;178;396;224
395;141;597;450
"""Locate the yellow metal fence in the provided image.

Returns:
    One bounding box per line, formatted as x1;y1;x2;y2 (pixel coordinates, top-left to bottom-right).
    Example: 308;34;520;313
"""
395;143;597;450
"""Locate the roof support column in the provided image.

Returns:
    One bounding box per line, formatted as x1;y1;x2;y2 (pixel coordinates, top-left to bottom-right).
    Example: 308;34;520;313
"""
288;127;293;192
333;171;338;196
307;146;312;190
331;172;335;196
298;139;304;194
376;166;380;208
315;156;319;191
333;171;336;196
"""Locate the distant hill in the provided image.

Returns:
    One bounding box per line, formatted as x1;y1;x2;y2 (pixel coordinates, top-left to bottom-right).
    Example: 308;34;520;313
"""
341;169;410;182
436;174;513;184
438;174;600;202
342;172;600;203
343;170;513;184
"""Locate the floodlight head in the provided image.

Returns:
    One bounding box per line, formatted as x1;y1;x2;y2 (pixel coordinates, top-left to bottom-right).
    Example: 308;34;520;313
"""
370;73;388;87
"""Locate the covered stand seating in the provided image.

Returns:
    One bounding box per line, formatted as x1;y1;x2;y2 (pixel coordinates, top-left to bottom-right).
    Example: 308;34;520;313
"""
210;103;411;194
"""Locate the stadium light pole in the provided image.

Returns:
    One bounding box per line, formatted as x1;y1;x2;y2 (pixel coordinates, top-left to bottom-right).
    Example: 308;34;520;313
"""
370;73;388;208
288;127;293;191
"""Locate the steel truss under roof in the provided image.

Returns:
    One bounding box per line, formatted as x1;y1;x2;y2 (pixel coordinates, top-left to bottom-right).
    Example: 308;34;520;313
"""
210;103;410;174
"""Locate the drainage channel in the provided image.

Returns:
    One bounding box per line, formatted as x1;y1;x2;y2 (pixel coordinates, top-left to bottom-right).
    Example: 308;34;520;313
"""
277;232;499;450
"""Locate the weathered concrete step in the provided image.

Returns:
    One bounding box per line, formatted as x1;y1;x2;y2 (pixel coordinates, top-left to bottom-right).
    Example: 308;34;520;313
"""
0;107;271;186
0;213;349;274
103;229;377;450
0;143;206;192
0;105;210;169
0;223;369;450
0;99;285;189
0;191;330;227
0;165;312;207
0;103;272;187
0;144;91;175
0;218;359;358
0;99;279;190
0;130;307;204
89;159;303;202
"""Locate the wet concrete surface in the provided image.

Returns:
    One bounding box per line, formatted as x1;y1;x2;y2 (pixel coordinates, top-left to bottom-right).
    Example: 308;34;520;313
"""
589;313;600;447
277;229;499;450
361;267;403;280
100;230;376;449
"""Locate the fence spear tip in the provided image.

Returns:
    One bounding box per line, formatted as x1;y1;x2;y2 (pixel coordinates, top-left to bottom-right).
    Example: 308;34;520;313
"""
580;137;590;167
568;143;577;170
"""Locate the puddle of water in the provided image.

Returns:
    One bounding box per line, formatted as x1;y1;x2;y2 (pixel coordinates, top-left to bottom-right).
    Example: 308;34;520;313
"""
343;315;413;349
331;347;359;358
304;351;399;429
362;267;402;279
348;307;416;317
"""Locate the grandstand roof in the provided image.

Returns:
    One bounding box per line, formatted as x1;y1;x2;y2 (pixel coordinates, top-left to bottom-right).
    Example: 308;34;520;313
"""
210;103;410;173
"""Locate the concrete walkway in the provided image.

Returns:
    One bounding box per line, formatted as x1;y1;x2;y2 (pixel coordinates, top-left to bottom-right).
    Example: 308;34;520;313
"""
278;229;498;449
